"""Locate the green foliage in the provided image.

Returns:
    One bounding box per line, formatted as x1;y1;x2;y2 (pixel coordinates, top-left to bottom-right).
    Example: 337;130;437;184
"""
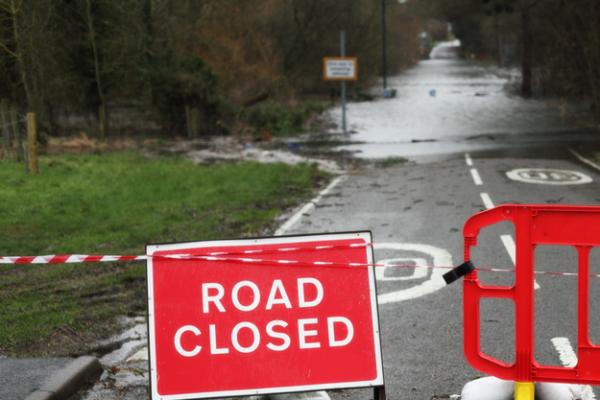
0;152;327;354
0;0;423;136
148;55;220;132
373;156;407;168
242;101;327;136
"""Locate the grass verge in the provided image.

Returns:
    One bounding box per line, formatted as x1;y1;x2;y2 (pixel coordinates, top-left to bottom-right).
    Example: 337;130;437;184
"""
372;156;408;168
0;151;328;356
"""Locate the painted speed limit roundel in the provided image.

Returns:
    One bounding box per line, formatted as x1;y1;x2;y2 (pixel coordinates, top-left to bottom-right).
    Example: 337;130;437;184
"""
506;168;592;185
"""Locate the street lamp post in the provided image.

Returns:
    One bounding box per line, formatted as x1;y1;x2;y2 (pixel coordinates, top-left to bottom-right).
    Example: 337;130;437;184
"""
381;0;387;92
381;0;407;97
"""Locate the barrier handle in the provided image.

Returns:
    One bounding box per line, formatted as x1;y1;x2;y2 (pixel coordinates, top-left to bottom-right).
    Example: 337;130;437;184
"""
463;206;513;250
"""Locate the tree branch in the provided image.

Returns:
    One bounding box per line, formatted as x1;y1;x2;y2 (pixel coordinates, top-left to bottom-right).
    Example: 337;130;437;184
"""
0;40;17;58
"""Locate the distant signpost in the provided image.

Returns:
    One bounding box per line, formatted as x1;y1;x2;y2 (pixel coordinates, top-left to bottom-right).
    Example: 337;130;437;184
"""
324;31;358;135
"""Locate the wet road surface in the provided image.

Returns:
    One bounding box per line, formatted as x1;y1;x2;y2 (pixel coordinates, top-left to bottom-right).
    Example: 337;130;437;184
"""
78;42;600;399
330;41;596;160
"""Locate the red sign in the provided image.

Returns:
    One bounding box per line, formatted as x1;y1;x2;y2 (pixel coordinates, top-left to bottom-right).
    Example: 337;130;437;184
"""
147;232;383;400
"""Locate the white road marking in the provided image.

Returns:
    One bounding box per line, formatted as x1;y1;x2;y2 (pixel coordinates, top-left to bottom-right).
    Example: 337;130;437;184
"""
470;168;483;185
506;168;592;185
551;337;578;368
465;153;473;166
480;192;495;210
463;158;538;289
275;175;346;235
375;243;452;304
500;235;516;265
500;234;540;289
569;148;600;173
551;337;597;400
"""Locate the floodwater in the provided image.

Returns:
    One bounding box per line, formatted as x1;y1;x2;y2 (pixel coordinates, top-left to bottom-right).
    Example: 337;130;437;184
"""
330;41;597;160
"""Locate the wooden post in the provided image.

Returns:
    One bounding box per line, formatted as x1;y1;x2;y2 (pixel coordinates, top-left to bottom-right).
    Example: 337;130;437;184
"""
185;104;193;138
98;104;107;139
26;112;39;174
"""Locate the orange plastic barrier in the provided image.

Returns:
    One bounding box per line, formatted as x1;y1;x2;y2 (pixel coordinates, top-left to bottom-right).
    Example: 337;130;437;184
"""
463;204;600;384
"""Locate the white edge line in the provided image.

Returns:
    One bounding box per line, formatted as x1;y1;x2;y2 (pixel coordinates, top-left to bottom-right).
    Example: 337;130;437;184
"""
465;153;473;167
551;337;597;400
480;192;494;210
500;235;516;265
569;148;600;172
274;175;346;235
470;168;483;186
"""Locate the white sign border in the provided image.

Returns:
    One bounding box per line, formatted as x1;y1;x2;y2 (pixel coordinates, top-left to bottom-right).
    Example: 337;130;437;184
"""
146;231;384;400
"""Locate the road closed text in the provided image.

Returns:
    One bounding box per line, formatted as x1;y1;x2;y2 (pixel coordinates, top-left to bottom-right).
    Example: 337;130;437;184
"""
173;278;355;356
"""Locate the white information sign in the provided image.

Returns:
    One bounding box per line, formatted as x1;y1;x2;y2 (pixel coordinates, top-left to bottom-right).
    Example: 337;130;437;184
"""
323;57;358;81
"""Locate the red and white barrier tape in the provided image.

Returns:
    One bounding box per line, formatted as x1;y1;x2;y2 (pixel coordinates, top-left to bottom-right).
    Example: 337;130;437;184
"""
0;242;371;265
0;245;596;278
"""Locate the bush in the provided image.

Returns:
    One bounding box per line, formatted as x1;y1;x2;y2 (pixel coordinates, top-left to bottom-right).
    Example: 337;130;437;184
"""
242;101;327;137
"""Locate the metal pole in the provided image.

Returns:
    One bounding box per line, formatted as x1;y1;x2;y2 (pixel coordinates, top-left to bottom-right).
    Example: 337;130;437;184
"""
340;30;347;134
381;0;387;91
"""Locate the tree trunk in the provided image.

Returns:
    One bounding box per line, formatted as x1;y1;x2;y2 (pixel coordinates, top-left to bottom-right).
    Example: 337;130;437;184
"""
495;14;503;66
9;104;24;162
185;104;200;138
9;0;34;110
521;6;533;97
85;0;108;139
0;99;10;158
98;104;107;139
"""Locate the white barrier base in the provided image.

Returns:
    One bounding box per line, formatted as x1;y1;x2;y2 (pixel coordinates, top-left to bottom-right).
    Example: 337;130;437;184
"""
461;376;578;400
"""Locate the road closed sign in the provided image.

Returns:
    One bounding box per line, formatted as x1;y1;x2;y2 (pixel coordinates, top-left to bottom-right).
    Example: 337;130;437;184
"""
146;232;383;400
323;57;358;81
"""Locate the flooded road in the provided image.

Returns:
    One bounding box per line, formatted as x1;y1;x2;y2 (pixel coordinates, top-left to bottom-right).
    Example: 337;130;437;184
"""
77;42;600;400
330;41;595;160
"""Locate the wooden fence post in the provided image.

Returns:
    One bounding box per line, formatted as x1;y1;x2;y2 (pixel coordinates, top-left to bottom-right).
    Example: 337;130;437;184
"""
26;112;39;174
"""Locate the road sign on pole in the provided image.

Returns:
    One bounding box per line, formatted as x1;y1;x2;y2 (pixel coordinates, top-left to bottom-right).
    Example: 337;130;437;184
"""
323;32;357;135
147;232;384;400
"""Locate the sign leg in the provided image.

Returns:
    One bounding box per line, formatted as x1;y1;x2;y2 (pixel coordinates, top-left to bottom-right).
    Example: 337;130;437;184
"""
374;386;386;400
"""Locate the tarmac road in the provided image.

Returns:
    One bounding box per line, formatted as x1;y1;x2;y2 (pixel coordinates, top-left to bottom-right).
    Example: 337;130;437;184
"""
284;42;600;399
78;42;600;400
283;153;600;400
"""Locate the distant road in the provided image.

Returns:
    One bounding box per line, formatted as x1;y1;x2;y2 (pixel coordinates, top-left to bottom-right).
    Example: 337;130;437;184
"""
296;42;600;399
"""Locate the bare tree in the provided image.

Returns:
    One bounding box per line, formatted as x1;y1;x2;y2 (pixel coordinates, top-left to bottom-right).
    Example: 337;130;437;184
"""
0;0;33;109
